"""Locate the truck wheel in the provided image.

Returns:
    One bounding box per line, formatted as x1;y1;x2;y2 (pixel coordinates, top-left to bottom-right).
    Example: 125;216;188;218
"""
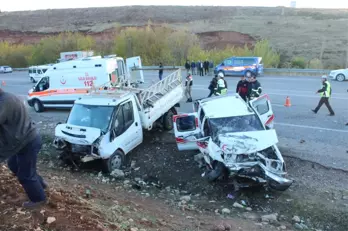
33;99;44;113
163;110;174;131
102;150;125;173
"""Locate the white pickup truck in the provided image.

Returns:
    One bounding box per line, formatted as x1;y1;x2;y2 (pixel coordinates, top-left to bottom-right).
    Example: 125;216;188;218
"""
172;94;292;191
53;69;183;173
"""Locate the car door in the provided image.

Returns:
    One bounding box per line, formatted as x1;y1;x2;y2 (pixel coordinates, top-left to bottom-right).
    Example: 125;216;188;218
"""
110;100;143;154
232;58;244;76
173;113;201;151
223;59;233;76
249;94;274;128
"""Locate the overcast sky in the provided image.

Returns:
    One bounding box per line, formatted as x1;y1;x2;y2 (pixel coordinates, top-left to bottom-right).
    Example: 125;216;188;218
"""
2;0;348;12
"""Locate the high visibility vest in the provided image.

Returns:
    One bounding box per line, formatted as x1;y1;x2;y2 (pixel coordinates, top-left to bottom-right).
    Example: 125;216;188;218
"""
320;81;331;98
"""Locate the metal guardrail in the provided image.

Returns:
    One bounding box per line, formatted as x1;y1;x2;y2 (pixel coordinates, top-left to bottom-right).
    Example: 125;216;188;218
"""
12;66;332;75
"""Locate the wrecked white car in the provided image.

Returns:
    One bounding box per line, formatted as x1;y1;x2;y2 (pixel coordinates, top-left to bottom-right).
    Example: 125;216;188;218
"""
173;94;292;191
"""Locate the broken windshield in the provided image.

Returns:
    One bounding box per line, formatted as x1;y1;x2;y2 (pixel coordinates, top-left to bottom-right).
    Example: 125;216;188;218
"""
209;115;264;138
67;104;115;133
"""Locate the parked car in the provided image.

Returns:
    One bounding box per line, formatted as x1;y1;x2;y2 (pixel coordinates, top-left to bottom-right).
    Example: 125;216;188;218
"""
214;57;263;77
0;66;13;73
329;68;348;82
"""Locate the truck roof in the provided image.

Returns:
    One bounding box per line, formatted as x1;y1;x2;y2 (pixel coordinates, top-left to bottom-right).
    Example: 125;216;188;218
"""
75;90;134;106
199;94;254;118
50;56;121;70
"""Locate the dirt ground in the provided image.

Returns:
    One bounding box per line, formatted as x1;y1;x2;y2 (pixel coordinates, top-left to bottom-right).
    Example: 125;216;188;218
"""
2;128;347;231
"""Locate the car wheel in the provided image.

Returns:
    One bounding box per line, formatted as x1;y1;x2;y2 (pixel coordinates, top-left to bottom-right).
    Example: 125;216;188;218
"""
163;110;174;131
217;71;225;77
102;149;125;173
336;74;345;82
33;99;44;113
245;71;252;78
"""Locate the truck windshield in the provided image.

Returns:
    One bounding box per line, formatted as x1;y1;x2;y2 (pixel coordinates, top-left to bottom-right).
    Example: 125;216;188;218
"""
209;114;264;137
67;104;115;133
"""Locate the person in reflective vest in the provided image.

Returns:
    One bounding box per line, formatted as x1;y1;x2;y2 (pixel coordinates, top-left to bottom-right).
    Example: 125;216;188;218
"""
312;75;335;116
248;75;262;100
214;73;227;96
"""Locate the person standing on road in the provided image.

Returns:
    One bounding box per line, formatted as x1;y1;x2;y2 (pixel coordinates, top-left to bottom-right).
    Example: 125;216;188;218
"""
199;61;204;76
248;75;262;100
185;73;193;102
236;76;249;101
0;88;48;209
185;60;191;75
203;59;209;75
312;75;335;116
208;74;218;97
159;62;164;81
191;61;196;75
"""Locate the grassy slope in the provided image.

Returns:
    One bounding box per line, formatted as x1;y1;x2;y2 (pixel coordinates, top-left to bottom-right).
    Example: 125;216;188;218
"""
1;6;348;68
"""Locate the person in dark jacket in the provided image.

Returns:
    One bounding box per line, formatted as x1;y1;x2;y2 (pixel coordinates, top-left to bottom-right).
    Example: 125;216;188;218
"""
208;75;218;97
312;75;335;116
191;61;196;75
203;59;209;75
199;61;204;76
185;60;191;75
248;75;262;100
159;62;164;81
0;88;47;209
236;76;249;101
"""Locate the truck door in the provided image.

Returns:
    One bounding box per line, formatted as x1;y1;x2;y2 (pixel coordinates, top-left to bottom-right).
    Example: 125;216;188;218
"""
249;94;274;128
110;100;143;154
173;113;201;151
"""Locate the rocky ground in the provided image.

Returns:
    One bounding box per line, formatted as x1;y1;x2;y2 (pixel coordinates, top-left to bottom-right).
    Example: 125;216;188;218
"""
1;117;348;231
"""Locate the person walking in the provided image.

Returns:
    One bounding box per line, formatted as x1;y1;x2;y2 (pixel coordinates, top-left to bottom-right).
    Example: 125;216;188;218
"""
199;61;204;76
312;75;335;116
185;73;193;102
185;60;191;75
248;75;262;100
159;62;164;81
236;76;249;101
0;88;48;209
208;74;218;97
191;61;196;75
214;73;227;96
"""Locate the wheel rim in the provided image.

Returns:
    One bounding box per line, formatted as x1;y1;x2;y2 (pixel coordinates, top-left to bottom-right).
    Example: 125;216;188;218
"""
110;155;122;170
337;75;344;81
34;102;40;111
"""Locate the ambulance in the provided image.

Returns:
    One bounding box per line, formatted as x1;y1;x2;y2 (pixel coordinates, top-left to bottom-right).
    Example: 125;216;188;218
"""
27;55;139;113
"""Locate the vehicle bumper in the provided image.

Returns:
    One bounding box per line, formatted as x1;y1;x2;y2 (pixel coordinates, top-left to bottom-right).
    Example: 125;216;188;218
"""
27;99;33;107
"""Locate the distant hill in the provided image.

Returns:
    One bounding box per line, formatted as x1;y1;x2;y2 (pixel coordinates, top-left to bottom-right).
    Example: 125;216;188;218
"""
1;6;348;68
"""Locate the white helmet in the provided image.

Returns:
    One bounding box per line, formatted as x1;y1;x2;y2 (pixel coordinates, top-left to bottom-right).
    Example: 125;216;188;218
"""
218;72;224;78
321;75;327;79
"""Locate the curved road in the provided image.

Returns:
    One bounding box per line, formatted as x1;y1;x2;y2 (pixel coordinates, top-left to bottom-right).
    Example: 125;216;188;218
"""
1;71;348;170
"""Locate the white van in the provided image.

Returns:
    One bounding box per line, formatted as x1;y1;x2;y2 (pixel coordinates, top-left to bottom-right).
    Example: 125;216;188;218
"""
27;56;137;113
28;65;51;83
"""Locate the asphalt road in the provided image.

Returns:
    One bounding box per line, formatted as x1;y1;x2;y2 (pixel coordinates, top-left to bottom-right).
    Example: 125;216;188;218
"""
1;71;348;170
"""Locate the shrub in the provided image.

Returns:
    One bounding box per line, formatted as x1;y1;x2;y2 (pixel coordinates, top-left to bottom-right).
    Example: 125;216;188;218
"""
291;56;307;69
307;58;323;69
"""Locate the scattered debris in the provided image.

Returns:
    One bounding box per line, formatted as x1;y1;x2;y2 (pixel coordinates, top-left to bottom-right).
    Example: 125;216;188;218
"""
261;213;278;223
233;202;244;209
46;217;56;224
221;208;231;214
110;169;125;179
180;195;191;202
292;215;301;223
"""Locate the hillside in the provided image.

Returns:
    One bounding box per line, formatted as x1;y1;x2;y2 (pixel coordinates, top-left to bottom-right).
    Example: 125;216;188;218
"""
1;6;348;68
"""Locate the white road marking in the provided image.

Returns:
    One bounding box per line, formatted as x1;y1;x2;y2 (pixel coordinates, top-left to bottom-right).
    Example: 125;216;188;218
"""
275;122;348;133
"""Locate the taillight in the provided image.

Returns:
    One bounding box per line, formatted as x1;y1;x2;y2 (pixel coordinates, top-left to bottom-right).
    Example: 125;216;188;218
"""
176;137;186;143
266;114;275;125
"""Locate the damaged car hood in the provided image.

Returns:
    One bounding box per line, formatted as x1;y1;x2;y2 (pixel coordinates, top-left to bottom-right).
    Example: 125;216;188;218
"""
55;124;102;145
219;130;278;155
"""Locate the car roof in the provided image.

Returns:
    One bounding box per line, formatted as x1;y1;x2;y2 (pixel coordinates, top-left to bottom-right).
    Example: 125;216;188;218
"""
199;94;254;118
